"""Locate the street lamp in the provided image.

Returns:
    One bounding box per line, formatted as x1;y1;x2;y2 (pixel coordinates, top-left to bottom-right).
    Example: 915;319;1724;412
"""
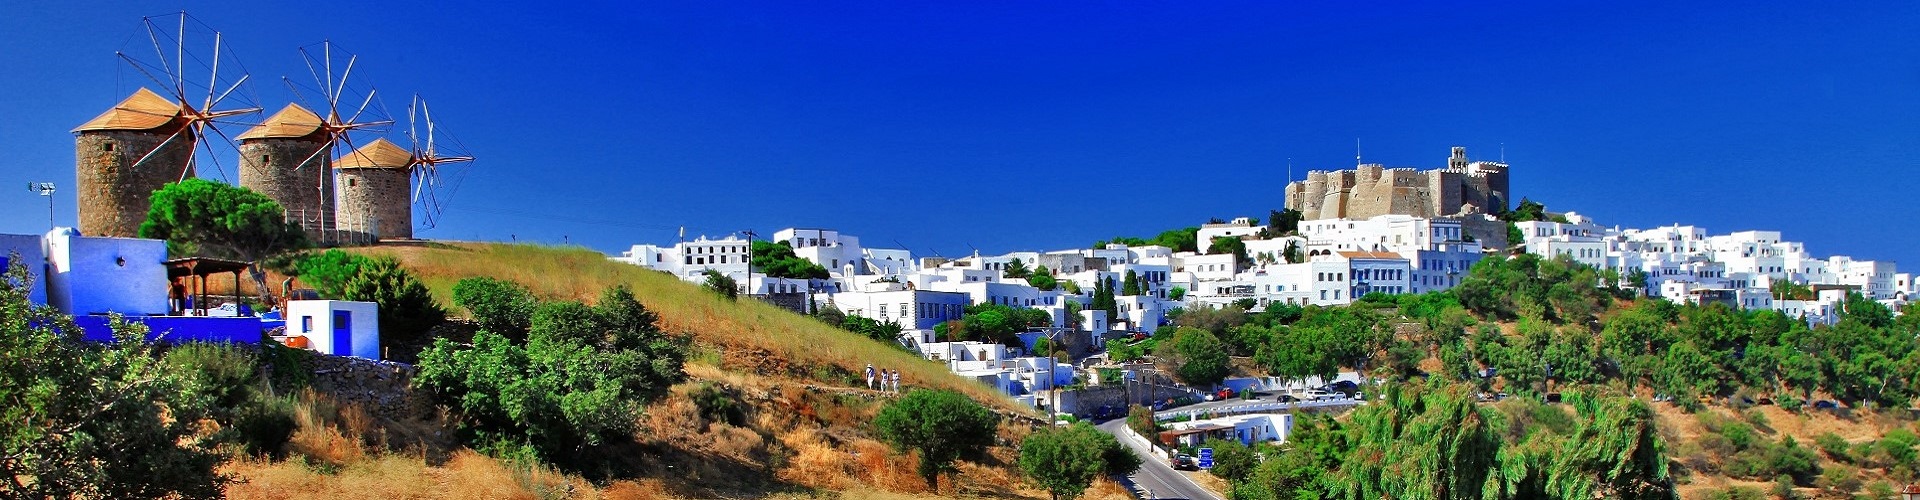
26;182;54;230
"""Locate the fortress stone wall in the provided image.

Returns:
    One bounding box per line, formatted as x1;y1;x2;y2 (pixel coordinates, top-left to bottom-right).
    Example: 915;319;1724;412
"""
1285;146;1509;221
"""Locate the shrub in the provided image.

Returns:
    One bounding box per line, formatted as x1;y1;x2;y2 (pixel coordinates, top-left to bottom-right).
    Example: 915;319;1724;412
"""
874;388;998;488
1816;432;1852;463
415;285;689;474
1722;421;1756;450
1018;423;1140;500
1881;429;1920;467
452;277;537;337
228;394;298;459
691;382;744;428
1744;408;1770;430
1770;436;1820;485
703;270;737;300
341;257;446;355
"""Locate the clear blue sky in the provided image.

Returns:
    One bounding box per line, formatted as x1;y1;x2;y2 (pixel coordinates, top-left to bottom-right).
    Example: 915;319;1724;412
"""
2;2;1915;264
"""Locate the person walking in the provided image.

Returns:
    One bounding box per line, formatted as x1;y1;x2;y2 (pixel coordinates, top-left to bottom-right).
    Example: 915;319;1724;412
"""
891;369;902;393
865;363;877;390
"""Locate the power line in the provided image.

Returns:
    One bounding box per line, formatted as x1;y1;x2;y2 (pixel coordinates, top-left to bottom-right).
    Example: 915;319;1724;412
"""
446;206;687;233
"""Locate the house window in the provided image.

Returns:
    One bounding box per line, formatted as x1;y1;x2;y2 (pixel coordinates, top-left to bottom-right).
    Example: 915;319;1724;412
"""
301;316;313;332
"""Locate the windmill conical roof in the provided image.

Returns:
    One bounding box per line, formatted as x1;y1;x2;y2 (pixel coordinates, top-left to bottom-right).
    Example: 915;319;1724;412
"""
334;138;413;169
72;88;183;132
237;103;325;140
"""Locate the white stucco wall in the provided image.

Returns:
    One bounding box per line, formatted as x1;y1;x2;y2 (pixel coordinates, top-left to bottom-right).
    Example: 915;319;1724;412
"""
287;300;381;359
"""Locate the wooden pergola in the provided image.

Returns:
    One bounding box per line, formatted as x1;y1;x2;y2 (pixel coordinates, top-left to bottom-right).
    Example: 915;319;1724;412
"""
164;257;251;316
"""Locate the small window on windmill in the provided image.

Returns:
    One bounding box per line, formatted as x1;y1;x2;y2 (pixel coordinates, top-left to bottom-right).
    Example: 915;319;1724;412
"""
262;155;270;164
102;142;113;152
348;178;357;187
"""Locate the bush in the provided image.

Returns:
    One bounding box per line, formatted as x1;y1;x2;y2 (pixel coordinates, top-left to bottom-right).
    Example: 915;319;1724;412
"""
1723;421;1756;450
691;382;744;428
452;277;536;337
1127;405;1158;443
1744;409;1770;430
227;394;298;459
1019;422;1141;500
341;257;446;355
703;269;738;300
415;285;689;474
1816;432;1852;463
874;389;998;488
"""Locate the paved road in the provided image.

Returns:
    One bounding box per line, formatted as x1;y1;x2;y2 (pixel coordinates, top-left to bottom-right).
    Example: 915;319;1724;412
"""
1095;419;1220;500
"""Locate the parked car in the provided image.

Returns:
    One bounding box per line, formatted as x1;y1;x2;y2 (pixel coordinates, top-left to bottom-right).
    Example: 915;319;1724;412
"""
1276;394;1299;403
1171;454;1199;471
1324;380;1359;394
1812;400;1839;410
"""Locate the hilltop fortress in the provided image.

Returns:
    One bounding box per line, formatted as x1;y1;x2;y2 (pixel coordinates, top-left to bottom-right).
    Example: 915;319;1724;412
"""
1284;146;1509;220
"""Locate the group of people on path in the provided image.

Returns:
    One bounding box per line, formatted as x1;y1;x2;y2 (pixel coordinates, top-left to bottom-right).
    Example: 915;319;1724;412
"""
865;363;902;394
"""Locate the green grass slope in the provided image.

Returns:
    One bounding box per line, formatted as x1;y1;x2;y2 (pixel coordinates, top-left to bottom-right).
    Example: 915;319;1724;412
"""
351;242;1026;412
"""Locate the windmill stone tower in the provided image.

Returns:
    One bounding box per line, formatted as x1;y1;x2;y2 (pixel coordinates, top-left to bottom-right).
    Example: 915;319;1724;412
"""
334;138;414;240
72;88;193;238
238;103;334;240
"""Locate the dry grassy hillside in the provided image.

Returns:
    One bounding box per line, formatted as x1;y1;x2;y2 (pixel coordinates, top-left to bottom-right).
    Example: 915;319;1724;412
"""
351;242;1024;412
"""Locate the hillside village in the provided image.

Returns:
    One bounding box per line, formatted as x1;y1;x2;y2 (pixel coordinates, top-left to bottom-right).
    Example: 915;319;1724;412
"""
607;146;1913;422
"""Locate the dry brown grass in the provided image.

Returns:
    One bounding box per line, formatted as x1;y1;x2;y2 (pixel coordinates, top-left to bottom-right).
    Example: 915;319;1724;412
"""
351;242;1028;413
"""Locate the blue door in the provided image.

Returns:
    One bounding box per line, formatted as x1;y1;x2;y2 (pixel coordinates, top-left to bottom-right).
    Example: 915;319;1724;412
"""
333;311;352;356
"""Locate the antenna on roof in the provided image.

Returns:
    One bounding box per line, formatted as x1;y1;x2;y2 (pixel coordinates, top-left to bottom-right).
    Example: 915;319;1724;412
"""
1287;157;1293;182
1500;143;1506;163
1355;138;1363;166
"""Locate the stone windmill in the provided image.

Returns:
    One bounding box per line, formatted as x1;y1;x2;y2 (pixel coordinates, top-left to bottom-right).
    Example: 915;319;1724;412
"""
74;12;260;238
239;41;391;243
334;95;474;242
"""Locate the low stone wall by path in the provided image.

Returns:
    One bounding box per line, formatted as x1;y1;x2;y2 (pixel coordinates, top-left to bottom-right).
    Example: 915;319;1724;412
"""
303;355;435;422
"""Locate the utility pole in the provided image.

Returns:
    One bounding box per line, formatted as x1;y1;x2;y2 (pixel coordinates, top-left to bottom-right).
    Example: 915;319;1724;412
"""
26;183;54;230
740;229;758;299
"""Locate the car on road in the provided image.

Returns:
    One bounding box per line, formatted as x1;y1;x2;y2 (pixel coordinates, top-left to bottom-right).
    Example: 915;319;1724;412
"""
1323;380;1360;394
1276;394;1299;403
1813;400;1840;410
1170;454;1199;471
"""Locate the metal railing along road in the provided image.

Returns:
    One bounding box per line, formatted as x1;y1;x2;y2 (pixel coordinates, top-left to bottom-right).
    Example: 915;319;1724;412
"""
1152;396;1364;422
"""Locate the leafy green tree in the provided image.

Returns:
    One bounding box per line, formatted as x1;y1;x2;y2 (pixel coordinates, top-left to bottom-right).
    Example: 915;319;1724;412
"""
292;249;368;299
1203;437;1258;486
1018;422;1141;500
1211;236;1251;269
1121;270;1142;296
703;269;738;300
452;276;537;338
414;285;688;472
1502;197;1548;222
1004;258;1031;279
1028;265;1059;290
841;315;905;343
812;304;847;326
1158;327;1230;386
874;389;999;488
0;261;230;498
1168;286;1186;301
750;240;830;279
1551;396;1676;499
140;178;310;304
1266;208;1303;236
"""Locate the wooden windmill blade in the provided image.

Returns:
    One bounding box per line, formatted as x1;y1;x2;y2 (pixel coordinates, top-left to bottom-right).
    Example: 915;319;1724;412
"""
405;95;475;231
283;40;395;175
